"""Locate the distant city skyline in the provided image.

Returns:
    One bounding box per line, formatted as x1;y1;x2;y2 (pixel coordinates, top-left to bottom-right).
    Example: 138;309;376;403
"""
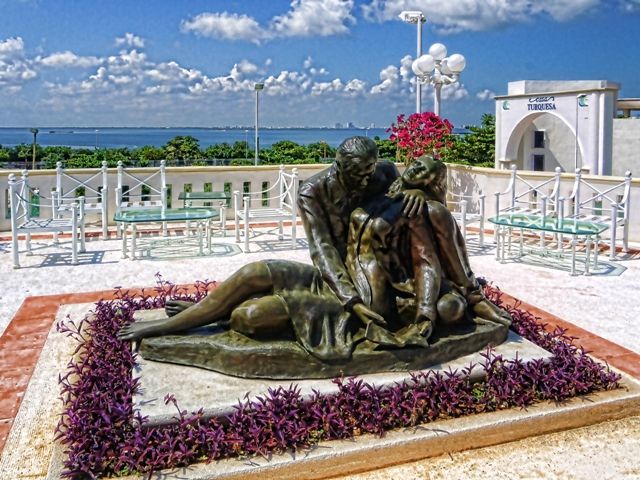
1;0;639;129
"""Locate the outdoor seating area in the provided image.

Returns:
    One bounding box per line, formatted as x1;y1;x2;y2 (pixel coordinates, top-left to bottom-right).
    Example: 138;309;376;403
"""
5;164;306;265
490;166;633;271
4;164;637;271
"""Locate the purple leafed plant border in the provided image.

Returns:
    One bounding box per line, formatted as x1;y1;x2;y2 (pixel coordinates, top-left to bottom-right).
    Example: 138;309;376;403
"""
55;277;620;479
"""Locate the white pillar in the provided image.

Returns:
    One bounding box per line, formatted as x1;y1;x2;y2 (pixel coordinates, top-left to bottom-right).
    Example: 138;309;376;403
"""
254;89;260;166
416;20;422;113
587;91;600;174
434;83;442;117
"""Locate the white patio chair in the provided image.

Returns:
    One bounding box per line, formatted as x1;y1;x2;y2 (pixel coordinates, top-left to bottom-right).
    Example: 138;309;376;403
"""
493;166;563;251
55;160;109;239
233;166;299;252
114;160;168;238
567;169;632;259
494;165;563;219
447;190;486;246
8;171;86;269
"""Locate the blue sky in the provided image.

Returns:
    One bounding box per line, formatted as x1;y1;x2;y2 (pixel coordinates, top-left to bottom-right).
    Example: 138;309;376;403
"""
1;0;639;129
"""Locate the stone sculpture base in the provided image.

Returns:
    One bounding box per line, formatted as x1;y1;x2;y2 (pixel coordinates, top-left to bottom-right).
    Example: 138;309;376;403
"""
138;310;509;379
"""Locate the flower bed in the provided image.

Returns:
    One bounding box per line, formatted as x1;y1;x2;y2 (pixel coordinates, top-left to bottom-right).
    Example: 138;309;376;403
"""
55;278;620;478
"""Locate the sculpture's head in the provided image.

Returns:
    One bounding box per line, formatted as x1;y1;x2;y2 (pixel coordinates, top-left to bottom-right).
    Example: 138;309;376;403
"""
386;155;447;203
336;136;378;191
401;155;444;189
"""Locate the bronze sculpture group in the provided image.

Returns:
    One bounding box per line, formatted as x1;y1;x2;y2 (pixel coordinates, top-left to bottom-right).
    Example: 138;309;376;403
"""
118;136;511;377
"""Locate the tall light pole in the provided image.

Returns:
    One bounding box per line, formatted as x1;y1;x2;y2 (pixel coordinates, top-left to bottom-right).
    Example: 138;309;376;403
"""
254;83;264;166
95;129;99;149
244;129;249;160
411;43;466;117
30;128;38;170
399;11;426;113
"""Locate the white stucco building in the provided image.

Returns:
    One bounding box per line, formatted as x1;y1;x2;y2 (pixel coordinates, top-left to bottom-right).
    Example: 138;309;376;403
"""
495;80;639;176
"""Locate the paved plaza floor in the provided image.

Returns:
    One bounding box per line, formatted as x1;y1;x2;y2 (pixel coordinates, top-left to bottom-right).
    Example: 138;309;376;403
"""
1;226;639;478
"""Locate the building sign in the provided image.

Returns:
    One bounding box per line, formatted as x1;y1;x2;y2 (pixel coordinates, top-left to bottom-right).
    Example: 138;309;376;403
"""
528;96;556;111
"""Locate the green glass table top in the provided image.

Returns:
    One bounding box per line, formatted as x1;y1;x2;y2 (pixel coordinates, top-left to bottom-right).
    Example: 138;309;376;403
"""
178;191;230;201
488;214;608;235
114;207;219;223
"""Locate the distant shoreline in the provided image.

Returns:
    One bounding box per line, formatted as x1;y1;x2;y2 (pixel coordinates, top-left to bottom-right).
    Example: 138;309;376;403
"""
0;126;393;149
0;126;382;130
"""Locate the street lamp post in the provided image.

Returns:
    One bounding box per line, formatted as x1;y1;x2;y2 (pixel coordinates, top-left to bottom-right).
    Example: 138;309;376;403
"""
399;10;426;114
30;128;39;170
244;129;249;160
411;43;466;117
95;129;99;149
254;83;264;166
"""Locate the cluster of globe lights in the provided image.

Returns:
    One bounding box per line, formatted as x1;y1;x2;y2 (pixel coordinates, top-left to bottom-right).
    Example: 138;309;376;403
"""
411;43;466;91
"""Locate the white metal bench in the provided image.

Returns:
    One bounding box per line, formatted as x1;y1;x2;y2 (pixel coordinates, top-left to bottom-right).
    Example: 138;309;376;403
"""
55;161;109;239
8;171;86;269
233;166;299;252
567;169;632;259
114;160;168;238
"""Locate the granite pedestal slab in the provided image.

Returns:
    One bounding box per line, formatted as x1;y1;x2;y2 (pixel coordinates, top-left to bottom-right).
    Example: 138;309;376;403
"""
137;309;509;379
132;310;551;427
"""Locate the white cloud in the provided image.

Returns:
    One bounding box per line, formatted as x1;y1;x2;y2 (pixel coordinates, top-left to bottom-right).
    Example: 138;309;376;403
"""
180;12;268;44
311;78;344;95
38;51;102;68
0;37;26;58
304;57;330;76
263;70;309;96
619;0;640;11
115;33;146;49
303;56;313;69
269;0;355;37
344;78;367;96
0;36;37;89
440;82;468;102
12;30;463;127
362;0;600;33
181;0;356;43
476;89;496;101
370;65;400;95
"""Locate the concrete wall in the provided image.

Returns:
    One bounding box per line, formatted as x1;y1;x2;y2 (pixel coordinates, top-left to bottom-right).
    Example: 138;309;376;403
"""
2;163;639;243
612;118;640;176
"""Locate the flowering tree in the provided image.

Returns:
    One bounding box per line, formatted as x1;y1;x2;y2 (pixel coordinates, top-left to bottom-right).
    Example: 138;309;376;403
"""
388;112;454;164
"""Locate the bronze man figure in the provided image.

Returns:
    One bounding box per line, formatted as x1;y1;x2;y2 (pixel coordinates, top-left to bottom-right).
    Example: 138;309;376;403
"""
118;136;510;366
